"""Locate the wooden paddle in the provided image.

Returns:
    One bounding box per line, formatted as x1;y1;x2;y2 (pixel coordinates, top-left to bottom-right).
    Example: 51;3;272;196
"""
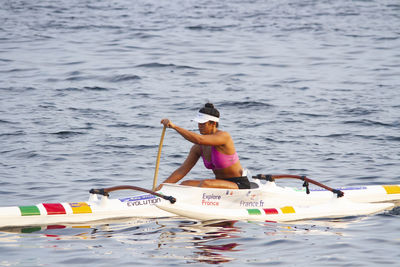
152;125;166;191
90;126;173;203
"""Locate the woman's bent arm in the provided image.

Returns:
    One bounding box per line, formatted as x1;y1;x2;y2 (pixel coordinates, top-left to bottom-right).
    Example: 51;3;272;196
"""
157;145;200;187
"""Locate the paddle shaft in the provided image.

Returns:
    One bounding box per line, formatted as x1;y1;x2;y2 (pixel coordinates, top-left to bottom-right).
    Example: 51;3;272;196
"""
153;126;166;191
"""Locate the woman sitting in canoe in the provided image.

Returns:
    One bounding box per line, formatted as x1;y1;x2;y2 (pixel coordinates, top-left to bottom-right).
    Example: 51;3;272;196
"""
156;103;250;190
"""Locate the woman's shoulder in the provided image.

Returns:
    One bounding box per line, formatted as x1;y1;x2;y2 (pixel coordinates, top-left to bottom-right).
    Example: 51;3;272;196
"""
215;129;231;138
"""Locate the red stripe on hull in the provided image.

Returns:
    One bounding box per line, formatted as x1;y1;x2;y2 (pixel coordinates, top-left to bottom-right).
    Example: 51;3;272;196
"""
42;203;66;215
263;208;279;214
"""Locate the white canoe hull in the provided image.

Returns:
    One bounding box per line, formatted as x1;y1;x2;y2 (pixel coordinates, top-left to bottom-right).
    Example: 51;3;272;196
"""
155;182;399;222
156;196;393;222
1;181;399;227
0;193;174;228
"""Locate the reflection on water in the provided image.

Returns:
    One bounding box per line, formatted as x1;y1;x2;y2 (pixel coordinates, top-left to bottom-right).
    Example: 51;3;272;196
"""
388;206;400;216
0;217;368;265
155;220;241;264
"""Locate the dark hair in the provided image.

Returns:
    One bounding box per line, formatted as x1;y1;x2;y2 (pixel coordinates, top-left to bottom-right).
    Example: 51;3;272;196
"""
199;103;220;117
199;103;219;126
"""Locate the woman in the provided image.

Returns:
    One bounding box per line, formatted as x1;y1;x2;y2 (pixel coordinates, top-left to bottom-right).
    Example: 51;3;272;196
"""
156;103;250;190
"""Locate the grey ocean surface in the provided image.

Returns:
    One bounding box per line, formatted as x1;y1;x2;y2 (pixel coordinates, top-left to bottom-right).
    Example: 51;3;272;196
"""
0;0;399;266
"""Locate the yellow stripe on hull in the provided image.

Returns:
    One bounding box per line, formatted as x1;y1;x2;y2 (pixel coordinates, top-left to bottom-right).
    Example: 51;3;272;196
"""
383;185;400;194
69;202;92;214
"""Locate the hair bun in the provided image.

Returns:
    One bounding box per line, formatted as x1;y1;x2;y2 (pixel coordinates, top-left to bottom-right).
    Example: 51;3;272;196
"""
199;102;220;119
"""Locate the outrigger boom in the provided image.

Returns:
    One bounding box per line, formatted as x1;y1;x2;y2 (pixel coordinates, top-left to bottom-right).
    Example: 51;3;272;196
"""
89;185;176;203
252;174;344;197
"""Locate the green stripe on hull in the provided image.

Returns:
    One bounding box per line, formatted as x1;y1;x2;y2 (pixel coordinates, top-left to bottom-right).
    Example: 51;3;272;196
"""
21;227;42;233
19;206;40;216
247;209;261;215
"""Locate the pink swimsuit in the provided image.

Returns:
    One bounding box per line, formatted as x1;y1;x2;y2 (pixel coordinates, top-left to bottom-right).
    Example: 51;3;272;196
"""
201;146;239;170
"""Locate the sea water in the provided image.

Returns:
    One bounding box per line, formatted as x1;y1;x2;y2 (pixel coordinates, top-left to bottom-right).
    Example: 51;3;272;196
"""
0;0;399;266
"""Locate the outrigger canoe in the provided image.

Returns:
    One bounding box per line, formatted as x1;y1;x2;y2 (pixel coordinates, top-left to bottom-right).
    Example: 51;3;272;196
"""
1;175;399;228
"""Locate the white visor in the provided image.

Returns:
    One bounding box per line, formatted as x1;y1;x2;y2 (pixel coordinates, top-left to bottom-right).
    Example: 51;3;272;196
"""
192;112;219;123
